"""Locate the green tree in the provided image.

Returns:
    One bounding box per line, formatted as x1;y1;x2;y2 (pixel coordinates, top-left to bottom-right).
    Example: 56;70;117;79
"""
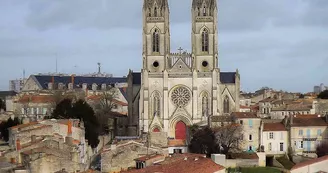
52;98;100;148
188;127;217;157
0;98;5;111
0;117;21;141
318;90;328;99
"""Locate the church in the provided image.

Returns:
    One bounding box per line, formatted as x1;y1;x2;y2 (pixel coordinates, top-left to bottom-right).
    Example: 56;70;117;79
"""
127;0;240;141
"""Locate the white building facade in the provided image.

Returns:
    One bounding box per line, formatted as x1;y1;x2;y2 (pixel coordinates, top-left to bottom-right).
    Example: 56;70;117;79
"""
139;0;240;140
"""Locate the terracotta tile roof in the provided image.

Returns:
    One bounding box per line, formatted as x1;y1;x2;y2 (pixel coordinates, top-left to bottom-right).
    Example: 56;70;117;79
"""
135;154;164;162
231;112;258;119
168;139;186;147
291;155;328;171
73;139;80;145
87;95;128;106
123;153;225;173
240;105;250;109
250;105;259;111
19;125;52;133
18;95;54;103
10;121;39;129
263;122;287;131
291;114;328;127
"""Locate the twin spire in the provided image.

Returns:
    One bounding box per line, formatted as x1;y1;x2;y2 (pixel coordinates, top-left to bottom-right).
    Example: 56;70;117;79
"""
143;0;217;9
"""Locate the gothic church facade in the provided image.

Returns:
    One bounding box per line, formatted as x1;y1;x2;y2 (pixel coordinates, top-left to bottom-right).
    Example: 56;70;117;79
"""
138;0;240;139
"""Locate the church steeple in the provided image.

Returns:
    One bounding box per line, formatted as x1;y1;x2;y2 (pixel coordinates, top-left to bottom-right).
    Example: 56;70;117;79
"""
191;0;218;72
142;0;170;73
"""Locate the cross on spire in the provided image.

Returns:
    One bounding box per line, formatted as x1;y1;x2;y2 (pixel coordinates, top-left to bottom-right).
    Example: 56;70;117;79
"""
178;47;183;54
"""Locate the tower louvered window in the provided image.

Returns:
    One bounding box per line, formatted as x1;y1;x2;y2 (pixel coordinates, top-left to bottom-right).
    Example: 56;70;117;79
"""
202;29;209;52
148;8;151;17
153;29;160;52
154;7;157;17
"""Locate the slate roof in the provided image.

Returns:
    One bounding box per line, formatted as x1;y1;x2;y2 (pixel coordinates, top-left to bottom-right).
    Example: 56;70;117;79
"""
0;91;17;99
33;75;127;89
220;72;236;84
132;73;141;85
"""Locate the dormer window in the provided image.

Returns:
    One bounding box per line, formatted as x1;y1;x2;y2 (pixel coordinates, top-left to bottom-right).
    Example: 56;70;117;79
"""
154;7;157;17
203;6;207;16
92;83;98;91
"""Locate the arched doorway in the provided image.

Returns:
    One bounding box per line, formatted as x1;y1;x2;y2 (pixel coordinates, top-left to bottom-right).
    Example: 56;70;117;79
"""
175;121;186;140
153;128;160;132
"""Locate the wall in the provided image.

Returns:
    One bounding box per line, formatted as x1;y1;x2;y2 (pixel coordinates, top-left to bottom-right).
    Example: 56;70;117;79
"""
290;126;327;156
225;159;259;168
238;118;261;151
291;159;328;173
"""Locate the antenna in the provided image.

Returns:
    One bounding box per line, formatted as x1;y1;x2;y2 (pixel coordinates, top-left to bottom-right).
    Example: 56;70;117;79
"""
56;53;58;74
97;62;101;74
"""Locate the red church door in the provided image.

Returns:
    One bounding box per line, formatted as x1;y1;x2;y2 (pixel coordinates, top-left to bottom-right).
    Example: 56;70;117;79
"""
153;128;160;132
175;121;186;140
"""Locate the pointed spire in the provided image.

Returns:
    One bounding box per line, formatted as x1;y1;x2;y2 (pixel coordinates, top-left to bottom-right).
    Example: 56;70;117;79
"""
192;0;217;9
143;0;168;9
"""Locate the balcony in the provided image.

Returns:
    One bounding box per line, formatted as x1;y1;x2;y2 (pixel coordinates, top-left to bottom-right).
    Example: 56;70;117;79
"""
146;17;164;22
302;135;321;141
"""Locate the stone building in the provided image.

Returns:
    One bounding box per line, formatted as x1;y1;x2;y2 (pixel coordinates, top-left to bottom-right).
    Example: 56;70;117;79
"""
232;112;261;152
3;119;91;173
101;140;166;173
285;114;328;158
133;0;240;143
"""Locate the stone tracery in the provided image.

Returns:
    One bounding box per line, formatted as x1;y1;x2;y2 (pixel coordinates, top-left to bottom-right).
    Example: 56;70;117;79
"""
171;86;191;107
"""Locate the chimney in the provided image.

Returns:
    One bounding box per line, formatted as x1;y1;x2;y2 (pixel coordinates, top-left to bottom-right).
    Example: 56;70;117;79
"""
51;76;55;84
290;114;294;125
71;75;75;85
16;139;21;151
65;119;73;145
31;135;37;143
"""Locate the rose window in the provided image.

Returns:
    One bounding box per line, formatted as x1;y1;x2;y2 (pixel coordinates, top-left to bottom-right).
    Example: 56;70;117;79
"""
171;86;191;107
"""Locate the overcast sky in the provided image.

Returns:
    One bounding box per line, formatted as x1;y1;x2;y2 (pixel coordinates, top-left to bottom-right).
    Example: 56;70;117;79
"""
0;0;327;92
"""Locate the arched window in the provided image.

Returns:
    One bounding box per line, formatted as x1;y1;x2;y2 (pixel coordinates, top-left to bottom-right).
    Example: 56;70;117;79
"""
153;92;160;116
223;96;230;114
152;29;160;52
201;29;209;52
202;92;208;117
203;6;207;16
154;7;157;17
198;8;200;16
148;8;151;17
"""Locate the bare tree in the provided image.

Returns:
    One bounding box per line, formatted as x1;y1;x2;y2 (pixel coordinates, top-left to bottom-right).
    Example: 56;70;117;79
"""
213;123;243;155
92;87;119;134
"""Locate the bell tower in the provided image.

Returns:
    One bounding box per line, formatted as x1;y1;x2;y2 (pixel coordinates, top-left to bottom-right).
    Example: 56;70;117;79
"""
191;0;218;72
142;0;170;73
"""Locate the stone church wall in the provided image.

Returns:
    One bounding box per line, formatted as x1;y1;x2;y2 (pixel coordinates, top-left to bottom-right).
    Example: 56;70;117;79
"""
150;132;168;147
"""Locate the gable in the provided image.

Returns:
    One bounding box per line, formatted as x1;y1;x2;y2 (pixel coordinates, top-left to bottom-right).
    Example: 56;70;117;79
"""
169;58;191;72
22;76;42;91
